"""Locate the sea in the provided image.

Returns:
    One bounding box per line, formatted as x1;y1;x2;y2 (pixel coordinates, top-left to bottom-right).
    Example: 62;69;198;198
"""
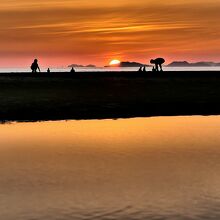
0;66;220;72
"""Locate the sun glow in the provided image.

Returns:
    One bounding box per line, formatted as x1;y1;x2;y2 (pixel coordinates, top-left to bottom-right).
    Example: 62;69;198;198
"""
109;59;121;66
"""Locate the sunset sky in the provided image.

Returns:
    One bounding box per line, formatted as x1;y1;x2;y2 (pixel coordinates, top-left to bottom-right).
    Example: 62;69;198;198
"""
0;0;220;67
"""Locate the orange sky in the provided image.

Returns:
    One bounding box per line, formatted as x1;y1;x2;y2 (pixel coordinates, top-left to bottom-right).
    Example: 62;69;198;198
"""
0;0;220;67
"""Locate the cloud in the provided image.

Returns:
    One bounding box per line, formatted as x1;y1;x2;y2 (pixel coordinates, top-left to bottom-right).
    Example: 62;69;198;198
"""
0;0;220;66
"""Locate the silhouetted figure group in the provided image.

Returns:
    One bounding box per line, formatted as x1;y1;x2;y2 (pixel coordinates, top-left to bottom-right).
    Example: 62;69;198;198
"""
138;66;147;72
138;58;165;72
30;58;165;73
30;59;77;73
150;58;165;72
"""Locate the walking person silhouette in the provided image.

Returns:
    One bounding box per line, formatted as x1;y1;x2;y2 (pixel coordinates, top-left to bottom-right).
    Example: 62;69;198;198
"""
31;59;41;73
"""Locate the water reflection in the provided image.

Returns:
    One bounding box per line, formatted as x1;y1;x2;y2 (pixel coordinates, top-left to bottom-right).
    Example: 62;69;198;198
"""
0;116;220;220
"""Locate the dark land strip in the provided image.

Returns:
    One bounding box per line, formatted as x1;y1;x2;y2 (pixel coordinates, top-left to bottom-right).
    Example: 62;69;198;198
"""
0;71;220;122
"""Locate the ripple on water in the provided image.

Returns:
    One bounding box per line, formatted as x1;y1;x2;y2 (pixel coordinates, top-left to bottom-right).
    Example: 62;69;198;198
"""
1;117;220;220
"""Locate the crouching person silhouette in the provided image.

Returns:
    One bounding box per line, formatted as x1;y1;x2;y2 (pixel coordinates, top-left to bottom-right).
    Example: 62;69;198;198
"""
150;58;165;71
31;59;41;73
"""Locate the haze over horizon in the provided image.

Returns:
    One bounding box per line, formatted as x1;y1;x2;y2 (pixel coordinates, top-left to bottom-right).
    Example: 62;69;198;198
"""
1;0;220;67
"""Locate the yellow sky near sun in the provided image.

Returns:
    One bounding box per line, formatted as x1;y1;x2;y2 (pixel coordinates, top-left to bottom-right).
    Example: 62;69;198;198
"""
0;0;220;67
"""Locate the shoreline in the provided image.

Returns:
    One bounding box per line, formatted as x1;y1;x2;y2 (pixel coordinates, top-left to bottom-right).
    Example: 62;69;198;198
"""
0;70;220;78
2;105;220;123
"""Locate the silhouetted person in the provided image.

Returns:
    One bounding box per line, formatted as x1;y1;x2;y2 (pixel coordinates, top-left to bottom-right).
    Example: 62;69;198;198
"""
47;68;51;73
70;67;75;73
150;58;165;71
31;59;40;73
143;66;146;72
138;67;142;72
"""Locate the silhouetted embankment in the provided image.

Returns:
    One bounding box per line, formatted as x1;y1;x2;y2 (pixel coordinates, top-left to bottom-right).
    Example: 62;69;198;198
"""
0;71;220;122
1;70;220;78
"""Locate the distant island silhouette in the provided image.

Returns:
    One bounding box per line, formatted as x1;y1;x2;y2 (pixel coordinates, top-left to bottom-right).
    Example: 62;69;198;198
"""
68;64;96;68
120;61;148;67
105;61;150;67
103;60;220;68
167;61;220;67
68;61;220;68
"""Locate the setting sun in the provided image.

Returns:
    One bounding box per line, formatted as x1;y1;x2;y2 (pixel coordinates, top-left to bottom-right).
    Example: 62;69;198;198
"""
109;59;121;66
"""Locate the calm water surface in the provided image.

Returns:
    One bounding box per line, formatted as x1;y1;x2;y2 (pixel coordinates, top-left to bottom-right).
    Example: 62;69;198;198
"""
0;116;220;220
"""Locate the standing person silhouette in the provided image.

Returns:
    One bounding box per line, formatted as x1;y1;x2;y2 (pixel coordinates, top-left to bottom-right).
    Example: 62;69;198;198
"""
31;59;41;73
70;67;75;73
150;58;165;71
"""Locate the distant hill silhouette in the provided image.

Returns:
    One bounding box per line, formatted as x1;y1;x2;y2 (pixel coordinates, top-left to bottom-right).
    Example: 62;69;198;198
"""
168;61;220;67
120;61;146;67
68;64;96;68
105;61;150;67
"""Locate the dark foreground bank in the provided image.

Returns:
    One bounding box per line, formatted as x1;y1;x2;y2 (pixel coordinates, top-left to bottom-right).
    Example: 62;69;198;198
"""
1;71;220;121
